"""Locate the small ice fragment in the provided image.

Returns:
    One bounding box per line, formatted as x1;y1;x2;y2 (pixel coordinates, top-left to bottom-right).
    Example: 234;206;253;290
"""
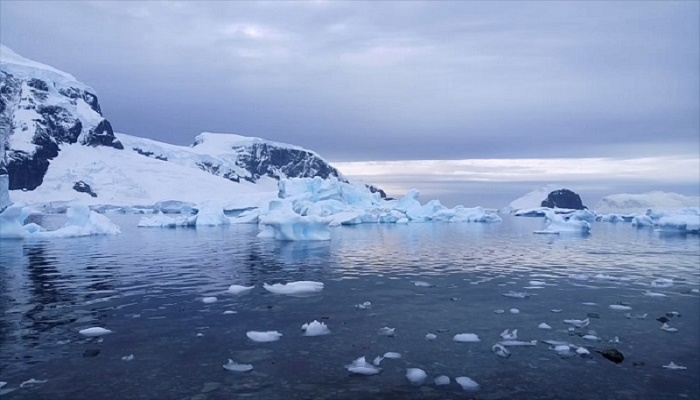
662;361;687;370
666;311;681;318
434;375;451;386
202;297;218;304
356;301;372;310
263;281;323;295
502;291;530;299
246;331;283;342
373;356;383;366
582;302;597;306
576;347;591;356
346;356;381;375
378;327;395;337
301;320;331;336
223;359;253;372
660;323;678;333
19;379;47;388
196;333;204;337
538;323;552;330
625;313;647;319
529;280;546;286
0;382;6;390
223;310;237;315
500;329;518;340
492;343;511;358
643;291;667;298
550;309;563;313
227;285;254;294
414;281;432;287
79;327;113;337
691;289;699;294
56;340;71;345
494;309;505;314
121;354;134;361
581;335;600;341
406;368;427;385
651;278;673;288
563;318;590;328
383;352;401;359
455;376;480;391
609;304;632;311
509;308;520;314
498;340;537;346
609;336;621;343
453;333;481;343
425;333;437;340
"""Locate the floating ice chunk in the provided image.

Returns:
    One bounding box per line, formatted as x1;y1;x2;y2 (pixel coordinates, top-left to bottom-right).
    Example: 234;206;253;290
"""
550;309;563;313
529;280;546;286
194;205;231;227
609;336;621;343
79;327;113;337
356;301;372;310
609;304;631;311
643;291;667;298
499;340;537;346
345;356;381;375
258;200;331;241
502;291;530;299
662;361;687;370
196;333;204;337
434;375;451;386
0;382;6;390
301;320;331;336
223;310;237;315
492;343;511;358
534;210;591;234
538;323;552;330
494;309;505;314
455;376;480;391
625;312;648;319
246;331;283;342
509;308;520;314
582;302;597;306
383;352;401;359
657;214;700;233
564;318;590;328
453;333;481;343
581;335;600;341
227;285;254;294
406;368;427;385
576;347;591;356
223;359;254;372
378;327;395;337
692;289;699;294
263;281;324;295
425;333;437;340
666;311;681;317
552;344;574;358
651;278;673;288
660;323;678;333
413;281;433;287
500;329;518;340
373;356;383;366
121;354;134;361
19;379;47;388
202;297;218;304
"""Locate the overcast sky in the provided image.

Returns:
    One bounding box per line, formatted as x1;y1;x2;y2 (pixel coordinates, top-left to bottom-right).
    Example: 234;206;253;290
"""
1;1;698;206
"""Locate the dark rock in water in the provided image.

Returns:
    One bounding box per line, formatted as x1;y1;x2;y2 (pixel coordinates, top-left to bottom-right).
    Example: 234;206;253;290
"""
82;348;100;358
73;181;97;197
541;189;587;210
656;316;670;323
587;312;600;319
598;348;624;364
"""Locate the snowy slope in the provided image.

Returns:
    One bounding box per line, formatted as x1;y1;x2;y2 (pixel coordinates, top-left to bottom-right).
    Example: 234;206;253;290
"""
502;184;561;213
595;192;700;214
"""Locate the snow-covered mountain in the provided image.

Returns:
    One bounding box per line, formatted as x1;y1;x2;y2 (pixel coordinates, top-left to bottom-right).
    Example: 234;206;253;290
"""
595;191;700;214
0;45;350;210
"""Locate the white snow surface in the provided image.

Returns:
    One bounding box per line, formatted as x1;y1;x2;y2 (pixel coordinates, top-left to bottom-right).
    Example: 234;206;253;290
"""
503;184;560;213
595;191;700;214
1;44;81;84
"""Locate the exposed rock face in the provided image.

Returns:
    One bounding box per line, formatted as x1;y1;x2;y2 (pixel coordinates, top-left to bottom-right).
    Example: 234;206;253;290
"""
73;181;97;197
230;142;341;182
0;45;123;192
541;189;587;210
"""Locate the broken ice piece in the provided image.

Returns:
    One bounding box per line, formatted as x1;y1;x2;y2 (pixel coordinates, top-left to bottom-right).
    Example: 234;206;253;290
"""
455;376;480;391
660;323;678;333
434;375;451;386
223;359;253;372
202;297;218;304
425;333;437;340
406;368;427;385
121;354;134;361
538;323;552;330
79;327;113;337
19;379;47;388
378;327;395;337
346;357;381;375
662;361;687;370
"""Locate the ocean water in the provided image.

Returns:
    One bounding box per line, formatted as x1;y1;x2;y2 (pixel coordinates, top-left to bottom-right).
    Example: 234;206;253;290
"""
0;215;698;399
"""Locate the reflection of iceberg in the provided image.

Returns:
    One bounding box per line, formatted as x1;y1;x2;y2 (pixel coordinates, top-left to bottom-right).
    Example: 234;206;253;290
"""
0;204;120;239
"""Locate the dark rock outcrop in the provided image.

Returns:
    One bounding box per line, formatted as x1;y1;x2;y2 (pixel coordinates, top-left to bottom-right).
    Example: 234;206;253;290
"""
73;181;97;197
234;142;341;181
541;189;587;210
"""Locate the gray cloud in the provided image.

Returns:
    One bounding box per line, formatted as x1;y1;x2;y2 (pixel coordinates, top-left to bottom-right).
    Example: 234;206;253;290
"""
1;0;698;163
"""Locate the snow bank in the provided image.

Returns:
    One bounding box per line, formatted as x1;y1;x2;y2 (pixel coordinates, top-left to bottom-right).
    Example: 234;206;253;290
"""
534;210;590;234
0;204;120;239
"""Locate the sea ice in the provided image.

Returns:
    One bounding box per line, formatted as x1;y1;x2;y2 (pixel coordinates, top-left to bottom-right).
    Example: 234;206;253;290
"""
301;320;331;336
223;359;254;372
500;329;518;340
453;333;481;342
345;356;381;375
413;281;433;287
425;333;437;340
576;347;591;356
455;376;480;391
581;335;600;341
406;368;427;385
223;311;237;315
662;362;687;370
1;204;121;239
227;285;254;294
378;327;396;337
538;323;552;330
609;304;632;311
258;200;331;241
534;210;591;234
246;331;283;342
434;375;451;386
263;281;324;295
498;340;537;346
494;309;505;314
79;327;113;337
202;297;218;304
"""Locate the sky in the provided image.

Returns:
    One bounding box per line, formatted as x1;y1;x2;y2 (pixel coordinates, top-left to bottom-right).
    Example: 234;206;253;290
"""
1;1;699;207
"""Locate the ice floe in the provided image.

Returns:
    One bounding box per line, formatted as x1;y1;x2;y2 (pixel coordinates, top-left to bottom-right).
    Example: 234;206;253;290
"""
453;333;481;342
202;296;218;304
498;340;537;347
246;331;283;342
413;281;433;287
643;291;667;298
0;204;121;239
425;333;437;340
301;320;331;336
509;308;520;314
455;376;480;391
263;281;324;295
651;278;673;288
345;356;381;375
223;310;237;315
355;301;372;310
406;368;428;385
223;359;254;372
538;323;552;330
502;291;531;299
258;200;332;241
434;375;451;386
79;327;113;337
534;210;591;234
662;361;687;370
609;304;632;311
378;327;396;337
227;285;254;294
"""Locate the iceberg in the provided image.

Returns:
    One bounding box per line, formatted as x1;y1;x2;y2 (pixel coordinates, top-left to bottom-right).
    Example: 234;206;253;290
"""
534;210;590;234
656;214;700;234
0;204;120;239
263;281;324;295
137;205;231;228
258;200;331;241
595;191;700;214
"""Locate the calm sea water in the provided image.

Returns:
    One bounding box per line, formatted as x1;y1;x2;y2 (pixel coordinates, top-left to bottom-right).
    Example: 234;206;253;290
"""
1;215;699;399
